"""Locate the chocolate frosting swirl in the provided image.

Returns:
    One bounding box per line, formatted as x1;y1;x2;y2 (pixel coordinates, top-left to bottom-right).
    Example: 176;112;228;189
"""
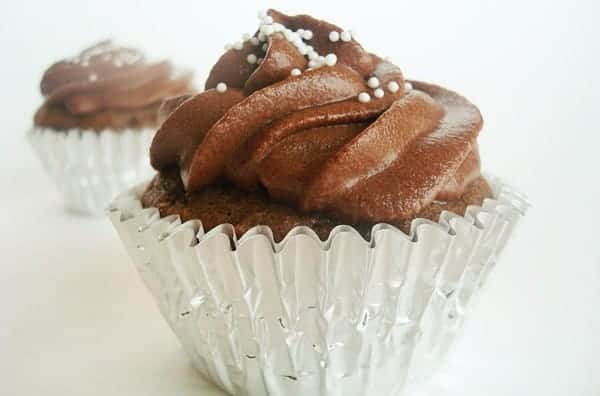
38;40;193;116
150;10;483;223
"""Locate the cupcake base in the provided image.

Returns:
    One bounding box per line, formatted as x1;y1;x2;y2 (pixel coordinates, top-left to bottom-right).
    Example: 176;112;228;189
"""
28;127;155;215
141;169;493;241
108;175;526;396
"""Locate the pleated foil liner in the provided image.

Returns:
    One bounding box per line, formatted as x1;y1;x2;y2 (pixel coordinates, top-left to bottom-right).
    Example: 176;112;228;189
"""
108;176;527;396
28;127;155;215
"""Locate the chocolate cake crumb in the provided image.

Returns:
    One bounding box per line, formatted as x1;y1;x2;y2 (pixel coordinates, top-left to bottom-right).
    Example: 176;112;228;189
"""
34;102;162;131
142;169;492;242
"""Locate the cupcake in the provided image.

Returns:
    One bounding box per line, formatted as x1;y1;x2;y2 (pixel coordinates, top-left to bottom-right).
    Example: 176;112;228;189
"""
28;40;194;214
109;10;527;396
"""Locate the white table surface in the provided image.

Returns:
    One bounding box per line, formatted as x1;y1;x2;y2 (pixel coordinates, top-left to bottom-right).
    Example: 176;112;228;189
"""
1;1;599;395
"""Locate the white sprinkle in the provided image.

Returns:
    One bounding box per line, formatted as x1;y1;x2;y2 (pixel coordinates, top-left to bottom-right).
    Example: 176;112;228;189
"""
257;57;263;64
233;41;244;50
329;31;340;42
405;81;413;91
297;29;305;36
284;29;294;41
367;77;380;89
302;30;313;40
263;15;274;24
340;31;352;42
257;10;267;19
308;50;319;60
216;82;227;93
258;32;267;42
247;54;257;64
250;37;260;46
113;59;123;67
298;44;309;55
308;59;320;68
374;88;385;98
262;43;268;52
324;53;337;66
260;24;274;36
387;81;400;93
224;43;233;50
88;73;98;82
272;23;284;32
242;33;251;41
358;92;371;103
292;35;303;46
290;68;302;76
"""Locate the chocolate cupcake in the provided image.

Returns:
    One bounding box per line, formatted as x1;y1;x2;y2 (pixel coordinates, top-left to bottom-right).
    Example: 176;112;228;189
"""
28;40;194;214
109;10;527;396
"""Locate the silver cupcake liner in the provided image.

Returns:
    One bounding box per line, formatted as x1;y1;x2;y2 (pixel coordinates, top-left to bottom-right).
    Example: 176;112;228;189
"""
107;176;527;396
28;126;155;215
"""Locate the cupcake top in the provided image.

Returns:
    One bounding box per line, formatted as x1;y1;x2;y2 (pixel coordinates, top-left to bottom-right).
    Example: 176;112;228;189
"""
34;40;194;131
149;9;483;223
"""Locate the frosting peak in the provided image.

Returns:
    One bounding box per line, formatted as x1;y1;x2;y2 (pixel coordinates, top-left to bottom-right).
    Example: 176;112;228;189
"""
150;10;483;222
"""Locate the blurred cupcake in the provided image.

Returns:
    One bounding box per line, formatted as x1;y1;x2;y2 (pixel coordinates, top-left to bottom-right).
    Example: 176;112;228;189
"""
29;40;194;214
109;10;527;396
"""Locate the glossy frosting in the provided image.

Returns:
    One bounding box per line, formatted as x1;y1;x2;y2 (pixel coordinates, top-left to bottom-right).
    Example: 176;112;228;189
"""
150;10;484;222
38;40;192;116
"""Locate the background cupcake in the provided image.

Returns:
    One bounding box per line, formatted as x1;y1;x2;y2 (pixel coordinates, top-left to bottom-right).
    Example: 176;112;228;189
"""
109;9;527;396
28;40;194;215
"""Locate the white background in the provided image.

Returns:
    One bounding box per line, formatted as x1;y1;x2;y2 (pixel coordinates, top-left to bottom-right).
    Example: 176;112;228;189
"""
1;1;599;395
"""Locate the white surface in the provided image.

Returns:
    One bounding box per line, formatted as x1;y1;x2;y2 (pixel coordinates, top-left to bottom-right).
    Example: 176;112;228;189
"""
1;1;599;395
